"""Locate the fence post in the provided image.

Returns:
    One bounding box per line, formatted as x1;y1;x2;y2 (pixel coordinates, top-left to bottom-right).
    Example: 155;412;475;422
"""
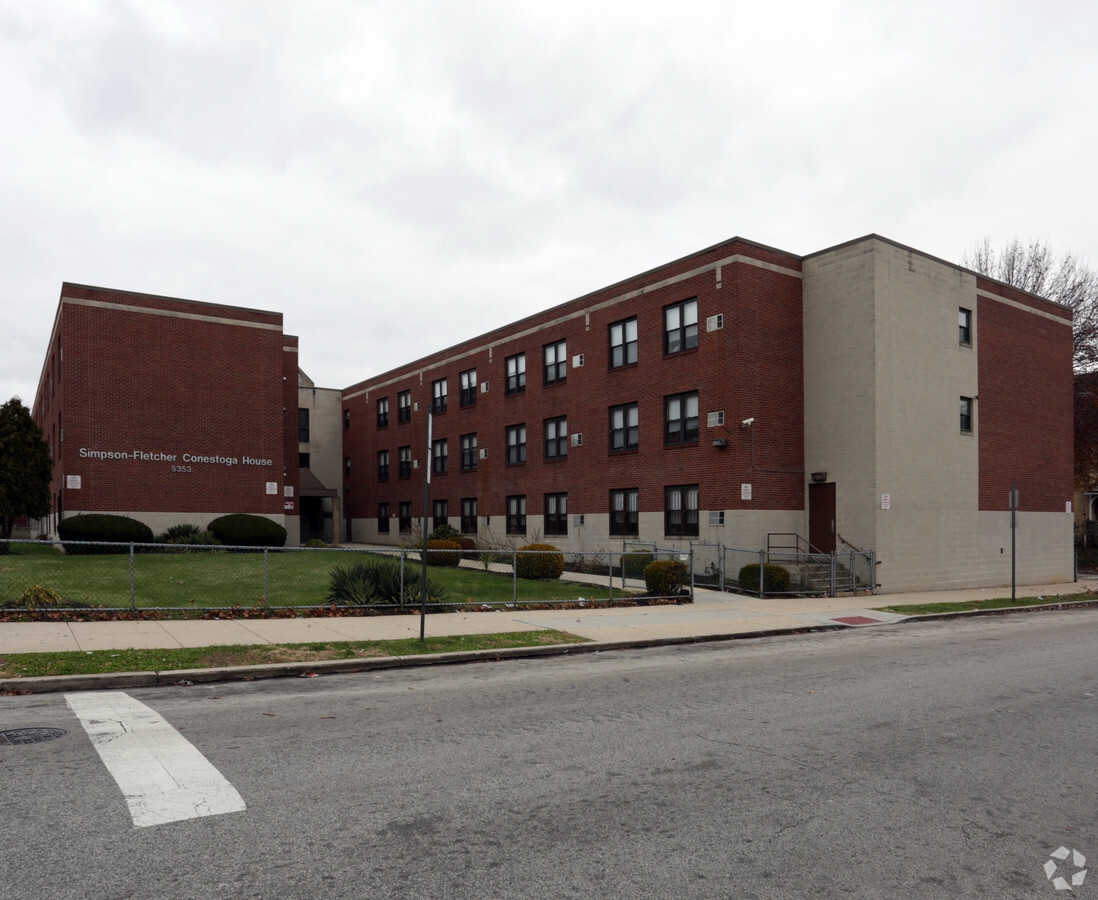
870;550;877;594
829;552;837;597
263;547;269;605
400;550;405;611
758;549;766;599
689;549;695;602
848;552;856;594
719;543;725;593
512;549;518;604
129;543;135;612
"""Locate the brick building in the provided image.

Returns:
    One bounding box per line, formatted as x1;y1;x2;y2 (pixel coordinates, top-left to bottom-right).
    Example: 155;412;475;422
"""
30;233;1075;592
31;284;302;543
342;234;1075;592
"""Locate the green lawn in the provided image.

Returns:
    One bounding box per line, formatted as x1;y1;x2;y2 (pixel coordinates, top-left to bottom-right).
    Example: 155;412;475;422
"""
875;593;1095;616
0;629;588;678
0;543;628;610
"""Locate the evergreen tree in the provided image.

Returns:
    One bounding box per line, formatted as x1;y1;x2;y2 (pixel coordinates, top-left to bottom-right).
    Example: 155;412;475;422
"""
0;397;53;548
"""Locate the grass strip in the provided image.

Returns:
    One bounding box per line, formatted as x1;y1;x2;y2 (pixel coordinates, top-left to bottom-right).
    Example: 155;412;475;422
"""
875;593;1096;617
0;629;587;679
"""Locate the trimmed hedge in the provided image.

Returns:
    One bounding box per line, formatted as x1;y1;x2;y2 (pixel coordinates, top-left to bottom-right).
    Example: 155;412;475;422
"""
622;552;654;579
58;514;154;553
737;563;792;594
428;523;462;543
426;539;462;567
516;543;565;580
644;559;689;596
208;514;287;548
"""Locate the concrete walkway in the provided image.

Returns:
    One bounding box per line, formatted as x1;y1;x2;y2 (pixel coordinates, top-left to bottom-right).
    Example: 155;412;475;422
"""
3;578;1096;655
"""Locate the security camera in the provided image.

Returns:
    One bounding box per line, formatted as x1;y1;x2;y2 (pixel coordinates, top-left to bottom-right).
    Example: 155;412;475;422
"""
741;417;755;427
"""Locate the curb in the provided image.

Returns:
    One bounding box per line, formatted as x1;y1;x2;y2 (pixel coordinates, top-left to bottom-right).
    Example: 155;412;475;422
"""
0;624;846;694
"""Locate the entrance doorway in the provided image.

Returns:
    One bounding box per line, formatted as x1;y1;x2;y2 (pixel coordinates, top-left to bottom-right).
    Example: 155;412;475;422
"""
809;482;836;553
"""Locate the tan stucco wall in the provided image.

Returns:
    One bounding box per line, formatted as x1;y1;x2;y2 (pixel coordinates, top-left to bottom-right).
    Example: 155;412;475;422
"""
803;238;1070;592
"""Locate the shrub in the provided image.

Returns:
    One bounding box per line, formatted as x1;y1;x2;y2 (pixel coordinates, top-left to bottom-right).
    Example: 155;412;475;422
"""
428;523;462;543
303;538;328;548
58;514;154;553
156;524;222;551
426;539;462;567
622;552;654;579
737;563;792;594
326;559;449;606
207;514;287;548
644;560;689;596
15;585;66;608
516;543;565;580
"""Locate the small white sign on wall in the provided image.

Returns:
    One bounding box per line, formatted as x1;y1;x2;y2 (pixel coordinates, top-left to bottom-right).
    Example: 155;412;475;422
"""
881;494;890;510
284;485;294;498
1067;501;1073;514
284;501;294;511
741;483;752;501
66;474;81;489
265;482;278;495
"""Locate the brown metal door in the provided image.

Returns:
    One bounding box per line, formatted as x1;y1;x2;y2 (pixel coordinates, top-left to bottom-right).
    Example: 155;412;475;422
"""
809;482;836;553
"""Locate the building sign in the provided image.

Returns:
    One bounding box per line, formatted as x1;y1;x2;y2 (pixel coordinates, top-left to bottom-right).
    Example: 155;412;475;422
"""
881;494;890;509
284;501;294;511
741;483;752;500
66;474;81;489
284;486;294;498
78;447;273;467
266;482;278;495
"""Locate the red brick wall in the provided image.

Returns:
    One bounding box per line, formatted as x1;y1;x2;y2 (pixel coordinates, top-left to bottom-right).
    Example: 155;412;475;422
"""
977;282;1073;512
343;239;804;528
45;285;288;520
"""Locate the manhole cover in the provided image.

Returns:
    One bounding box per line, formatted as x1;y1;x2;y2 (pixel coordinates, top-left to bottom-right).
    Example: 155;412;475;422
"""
0;727;68;746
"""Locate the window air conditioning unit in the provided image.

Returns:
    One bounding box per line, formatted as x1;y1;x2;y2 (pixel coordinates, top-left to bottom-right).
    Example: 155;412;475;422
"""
413;459;419;469
707;314;724;332
708;510;725;526
573;514;585;527
481;381;489;393
572;353;584;368
707;411;725;427
479;448;489;459
570;433;583;447
413;401;420;411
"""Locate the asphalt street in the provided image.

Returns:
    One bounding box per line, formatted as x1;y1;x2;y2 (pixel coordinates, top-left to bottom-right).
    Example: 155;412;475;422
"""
3;609;1097;898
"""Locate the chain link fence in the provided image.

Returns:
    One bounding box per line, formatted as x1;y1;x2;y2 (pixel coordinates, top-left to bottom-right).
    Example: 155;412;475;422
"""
722;546;877;597
0;540;693;613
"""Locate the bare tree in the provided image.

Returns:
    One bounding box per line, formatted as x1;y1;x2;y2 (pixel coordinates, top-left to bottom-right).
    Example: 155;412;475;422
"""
963;238;1098;371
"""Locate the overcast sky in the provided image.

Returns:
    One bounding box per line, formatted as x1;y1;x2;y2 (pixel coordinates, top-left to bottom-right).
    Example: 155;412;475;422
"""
2;0;1096;405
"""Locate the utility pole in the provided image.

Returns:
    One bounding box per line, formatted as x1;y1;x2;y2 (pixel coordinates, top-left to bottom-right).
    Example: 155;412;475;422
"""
421;413;432;640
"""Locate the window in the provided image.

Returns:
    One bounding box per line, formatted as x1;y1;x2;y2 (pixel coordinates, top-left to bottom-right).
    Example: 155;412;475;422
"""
610;488;639;536
399;502;412;533
506;424;527;464
960;396;973;433
664;299;698;354
461;498;478;535
399;446;412;479
545;416;567;459
665;392;699;445
507;495;527;535
665;484;699;537
299;452;310;469
609;317;638;368
298;408;310;443
544;339;567;385
433;499;448;530
432;378;448;414
344;456;351;477
506;353;526;395
432;439;448;475
545;493;567;536
344;409;351;430
460;368;477;408
460;433;478;470
378;503;390;533
377;397;389;429
959;308;973;346
377;450;389;482
398;391;411;423
610;403;639;452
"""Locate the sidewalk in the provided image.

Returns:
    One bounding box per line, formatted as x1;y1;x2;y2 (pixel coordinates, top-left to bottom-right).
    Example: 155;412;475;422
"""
3;578;1096;655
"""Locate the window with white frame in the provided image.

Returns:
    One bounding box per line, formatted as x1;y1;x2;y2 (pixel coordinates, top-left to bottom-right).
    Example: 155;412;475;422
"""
609;317;638;368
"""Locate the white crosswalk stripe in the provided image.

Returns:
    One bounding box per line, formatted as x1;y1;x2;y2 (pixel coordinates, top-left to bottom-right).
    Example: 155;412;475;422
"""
65;691;246;828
